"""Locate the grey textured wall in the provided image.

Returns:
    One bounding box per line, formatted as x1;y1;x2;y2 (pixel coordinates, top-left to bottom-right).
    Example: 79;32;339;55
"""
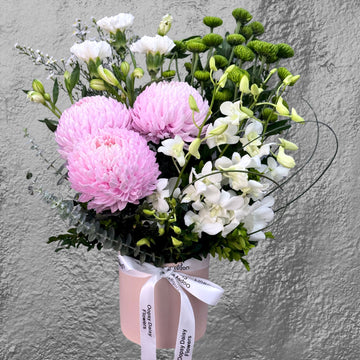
1;0;359;359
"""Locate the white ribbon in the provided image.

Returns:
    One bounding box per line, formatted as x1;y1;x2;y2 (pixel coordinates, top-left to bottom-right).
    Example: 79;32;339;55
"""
118;254;224;360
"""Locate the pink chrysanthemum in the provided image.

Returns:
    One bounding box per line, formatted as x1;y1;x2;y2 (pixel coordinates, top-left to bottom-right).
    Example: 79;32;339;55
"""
67;128;160;213
55;96;132;159
131;81;209;143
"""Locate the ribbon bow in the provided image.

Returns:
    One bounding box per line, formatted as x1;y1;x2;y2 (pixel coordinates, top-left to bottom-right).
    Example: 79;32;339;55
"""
118;255;224;360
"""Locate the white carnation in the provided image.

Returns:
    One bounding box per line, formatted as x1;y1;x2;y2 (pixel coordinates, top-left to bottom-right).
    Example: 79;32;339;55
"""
70;40;112;62
97;13;134;33
130;35;175;55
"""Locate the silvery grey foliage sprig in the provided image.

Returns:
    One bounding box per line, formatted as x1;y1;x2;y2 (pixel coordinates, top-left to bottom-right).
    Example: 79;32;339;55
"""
38;188;160;263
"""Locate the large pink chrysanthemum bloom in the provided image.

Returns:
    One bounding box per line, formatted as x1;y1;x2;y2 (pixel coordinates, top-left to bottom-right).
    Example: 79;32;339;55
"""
67;128;160;213
55;96;132;159
131;81;209;143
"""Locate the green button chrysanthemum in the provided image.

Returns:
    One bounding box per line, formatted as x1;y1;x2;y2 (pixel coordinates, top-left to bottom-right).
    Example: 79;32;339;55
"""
203;16;223;28
232;8;252;24
202;33;224;47
226;33;246;46
233;45;255;62
276;43;295;58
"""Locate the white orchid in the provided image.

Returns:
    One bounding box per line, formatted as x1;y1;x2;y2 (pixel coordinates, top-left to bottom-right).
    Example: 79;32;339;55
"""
158;135;186;166
146;178;170;213
240;179;269;201
70;40;112;62
215;152;259;191
219;100;250;125
184;189;248;237
96;13;134;33
130;35;175;55
239;120;264;157
206;118;240;149
243;196;275;240
263;157;290;182
181;161;222;205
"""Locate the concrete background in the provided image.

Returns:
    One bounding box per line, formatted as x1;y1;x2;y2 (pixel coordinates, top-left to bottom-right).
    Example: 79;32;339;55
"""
1;0;359;359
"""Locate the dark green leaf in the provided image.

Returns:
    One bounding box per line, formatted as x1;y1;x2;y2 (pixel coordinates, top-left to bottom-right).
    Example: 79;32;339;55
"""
38;118;58;132
52;78;59;105
70;63;80;91
265;120;291;136
240;257;251;271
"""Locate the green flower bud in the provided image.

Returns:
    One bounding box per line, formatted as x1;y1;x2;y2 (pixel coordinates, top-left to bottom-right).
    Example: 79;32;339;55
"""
239;75;250;94
232;8;253;24
64;70;70;79
203;16;223;29
261;108;278;122
224;64;236;75
97;65;119;86
120;61;130;76
226;33;245;46
202;33;223;47
194;70;210;81
188;138;201;159
240;106;253;117
213;88;233;101
158;227;165;236
233;45;255;62
186;40;208;53
171;225;182;235
276;147;296;168
189;94;200;112
240;25;253;40
171;236;183;247
208;123;228;136
132;67;144;79
209;57;217;71
143;209;156;216
218;73;228;88
275;97;290;116
136;238;151;247
277;67;292;81
276;43;294;58
90;79;107;91
43;93;51;101
278;138;298;151
289;74;300;85
158;14;173;36
250;84;263;96
162;70;176;78
27;91;45;104
281;73;300;86
213;55;228;69
249;21;265;37
32;79;45;94
291;108;305;123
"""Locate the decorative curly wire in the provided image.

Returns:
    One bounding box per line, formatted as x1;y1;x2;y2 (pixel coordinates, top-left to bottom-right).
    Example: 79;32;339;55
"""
248;99;339;236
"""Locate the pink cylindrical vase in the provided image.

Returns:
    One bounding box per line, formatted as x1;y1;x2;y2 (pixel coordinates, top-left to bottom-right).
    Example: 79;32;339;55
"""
119;256;210;349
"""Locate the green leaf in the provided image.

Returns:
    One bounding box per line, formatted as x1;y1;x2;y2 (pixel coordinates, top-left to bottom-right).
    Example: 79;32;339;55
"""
265;120;291;136
52;78;59;105
240;257;251;271
265;231;274;239
70;63;80;91
38;118;58;132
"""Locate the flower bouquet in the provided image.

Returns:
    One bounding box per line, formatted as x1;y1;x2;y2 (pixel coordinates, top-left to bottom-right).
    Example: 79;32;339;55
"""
17;7;337;360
